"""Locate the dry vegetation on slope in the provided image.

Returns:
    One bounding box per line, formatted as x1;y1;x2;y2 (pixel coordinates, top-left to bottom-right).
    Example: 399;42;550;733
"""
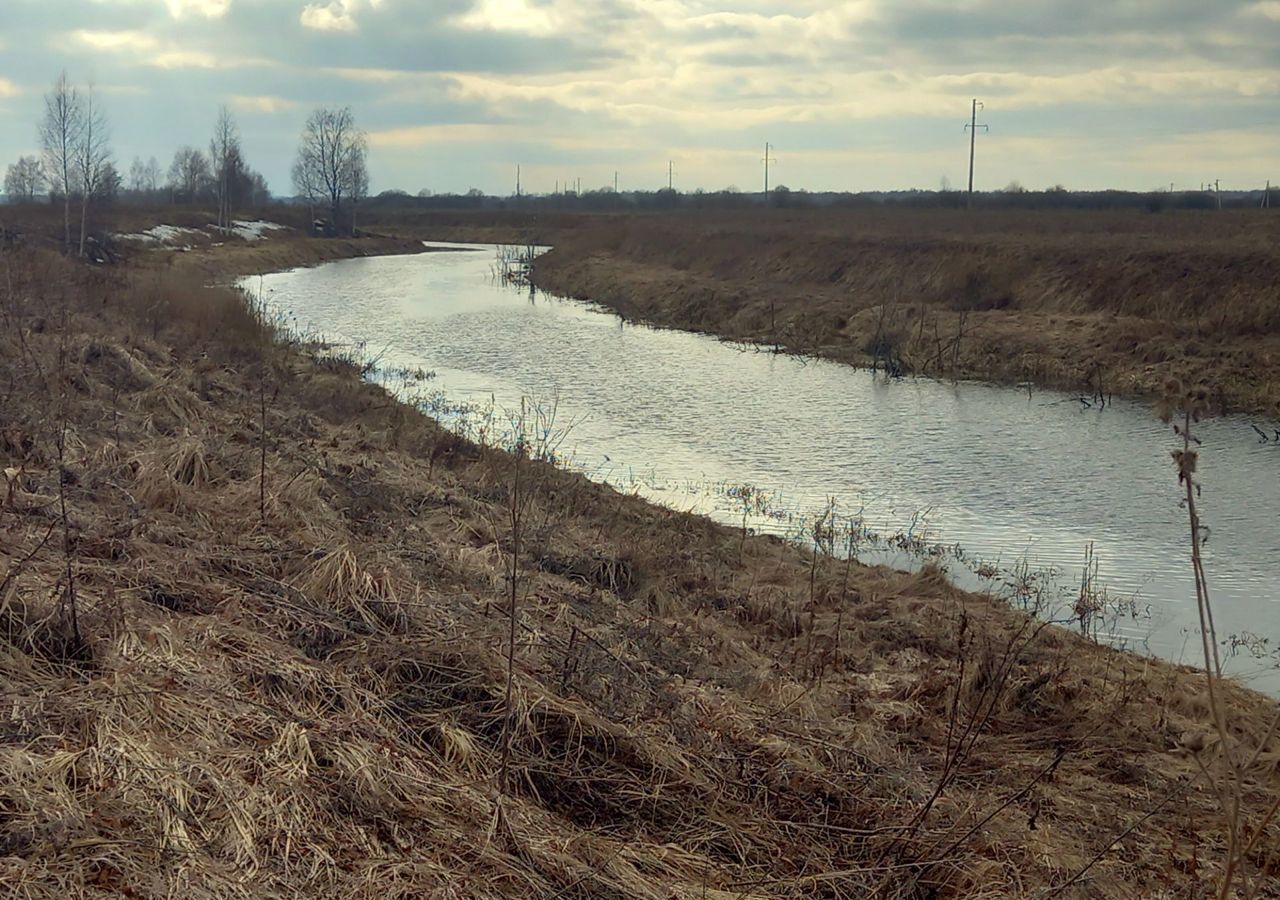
1;235;1279;897
530;209;1280;419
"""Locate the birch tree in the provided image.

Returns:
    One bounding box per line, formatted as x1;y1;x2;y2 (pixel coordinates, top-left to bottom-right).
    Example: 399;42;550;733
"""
144;156;163;194
292;106;367;234
209;106;242;229
39;71;83;253
128;156;160;195
128;156;147;193
347;144;369;233
168;146;211;204
4;156;46;202
74;86;112;258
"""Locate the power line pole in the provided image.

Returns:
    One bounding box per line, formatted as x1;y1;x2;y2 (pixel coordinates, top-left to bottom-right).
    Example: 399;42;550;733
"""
614;171;619;193
516;164;521;198
1215;179;1222;209
1264;180;1271;209
762;141;776;200
965;99;988;209
668;160;674;191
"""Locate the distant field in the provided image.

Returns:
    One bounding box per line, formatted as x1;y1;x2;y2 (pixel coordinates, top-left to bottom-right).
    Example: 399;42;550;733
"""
519;207;1280;418
8;200;1279;416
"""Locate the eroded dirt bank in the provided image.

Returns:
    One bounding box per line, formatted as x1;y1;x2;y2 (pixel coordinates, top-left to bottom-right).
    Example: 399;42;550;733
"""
531;210;1280;419
1;228;1278;897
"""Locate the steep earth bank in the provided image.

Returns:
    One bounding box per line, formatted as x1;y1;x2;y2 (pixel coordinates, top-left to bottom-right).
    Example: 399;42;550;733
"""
0;226;1276;897
531;210;1280;419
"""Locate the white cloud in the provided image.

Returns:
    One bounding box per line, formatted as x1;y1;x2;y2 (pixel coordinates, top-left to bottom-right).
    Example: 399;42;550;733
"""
369;122;514;147
300;0;383;32
71;30;159;52
1244;1;1280;20
165;0;232;19
456;0;558;35
149;49;280;69
150;49;221;67
230;94;298;113
65;27;273;70
324;67;414;82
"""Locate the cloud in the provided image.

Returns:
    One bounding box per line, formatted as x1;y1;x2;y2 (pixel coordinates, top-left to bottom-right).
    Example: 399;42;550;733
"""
1245;0;1280;19
65;27;271;70
368;122;514;147
165;0;232;19
71;30;158;52
6;0;1280;195
455;0;558;35
300;0;383;32
230;94;299;113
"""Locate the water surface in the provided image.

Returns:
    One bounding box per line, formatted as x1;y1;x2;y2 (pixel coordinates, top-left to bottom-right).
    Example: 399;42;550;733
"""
249;245;1280;692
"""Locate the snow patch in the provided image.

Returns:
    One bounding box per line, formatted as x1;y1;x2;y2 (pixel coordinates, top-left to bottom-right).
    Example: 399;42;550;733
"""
226;220;289;242
115;224;203;244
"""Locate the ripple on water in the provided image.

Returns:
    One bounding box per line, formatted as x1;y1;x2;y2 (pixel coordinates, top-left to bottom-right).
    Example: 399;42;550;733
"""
250;246;1280;693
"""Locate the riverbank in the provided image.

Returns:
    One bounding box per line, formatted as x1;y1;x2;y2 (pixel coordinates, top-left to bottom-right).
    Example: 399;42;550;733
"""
529;209;1280;419
1;232;1278;896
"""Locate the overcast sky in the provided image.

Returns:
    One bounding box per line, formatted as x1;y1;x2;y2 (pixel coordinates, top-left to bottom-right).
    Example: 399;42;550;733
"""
2;0;1279;196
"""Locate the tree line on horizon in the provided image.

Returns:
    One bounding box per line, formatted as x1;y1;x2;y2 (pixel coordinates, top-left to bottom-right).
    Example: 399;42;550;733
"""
7;73;1271;230
361;182;1271;213
3;72;371;249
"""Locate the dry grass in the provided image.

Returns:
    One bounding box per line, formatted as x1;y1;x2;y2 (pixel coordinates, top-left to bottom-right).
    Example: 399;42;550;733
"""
531;210;1280;417
0;234;1278;897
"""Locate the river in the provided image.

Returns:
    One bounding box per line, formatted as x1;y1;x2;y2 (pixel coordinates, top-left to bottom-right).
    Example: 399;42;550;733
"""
246;243;1280;693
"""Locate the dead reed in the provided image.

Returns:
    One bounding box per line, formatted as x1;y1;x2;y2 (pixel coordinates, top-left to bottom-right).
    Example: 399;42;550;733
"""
0;236;1277;897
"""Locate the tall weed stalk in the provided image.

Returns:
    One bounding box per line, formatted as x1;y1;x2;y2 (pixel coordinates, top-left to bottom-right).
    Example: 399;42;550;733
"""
1171;396;1280;898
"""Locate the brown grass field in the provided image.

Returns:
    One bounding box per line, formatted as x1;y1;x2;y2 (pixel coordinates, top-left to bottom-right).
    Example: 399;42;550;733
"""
500;207;1280;419
0;208;1279;897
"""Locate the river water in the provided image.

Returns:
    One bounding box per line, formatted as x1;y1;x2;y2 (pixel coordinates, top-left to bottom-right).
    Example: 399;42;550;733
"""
248;244;1280;693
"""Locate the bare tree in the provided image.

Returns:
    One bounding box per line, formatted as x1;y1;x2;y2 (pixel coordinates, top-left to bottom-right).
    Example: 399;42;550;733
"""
292;106;367;234
128;156;146;193
126;155;162;201
291;156;320;224
209;106;242;229
143;156;162;194
248;171;270;207
4;156;46;202
347;144;369;233
40;71;83;253
168;146;211;204
74;86;112;258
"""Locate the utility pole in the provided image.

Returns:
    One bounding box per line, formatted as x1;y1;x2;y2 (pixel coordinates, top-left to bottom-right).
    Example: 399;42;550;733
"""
1264;180;1271;209
1215;179;1222;209
762;141;776;200
614;171;619;193
668;160;674;191
516;165;521;198
965;99;988;209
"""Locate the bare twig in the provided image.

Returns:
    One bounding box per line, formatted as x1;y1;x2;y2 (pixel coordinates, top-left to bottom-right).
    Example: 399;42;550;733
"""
497;398;526;797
